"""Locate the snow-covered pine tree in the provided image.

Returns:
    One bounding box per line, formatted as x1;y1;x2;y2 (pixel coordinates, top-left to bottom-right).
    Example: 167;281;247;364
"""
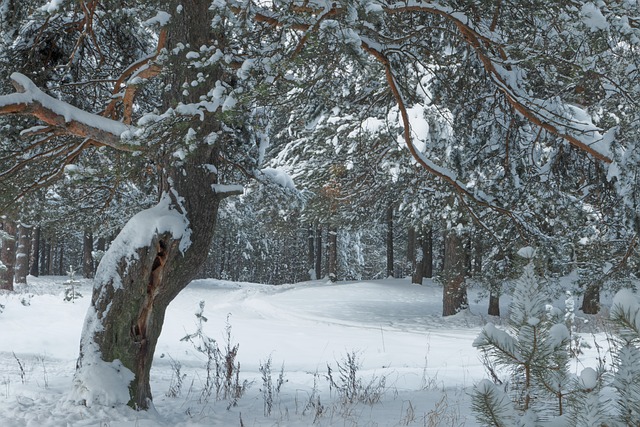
472;252;574;423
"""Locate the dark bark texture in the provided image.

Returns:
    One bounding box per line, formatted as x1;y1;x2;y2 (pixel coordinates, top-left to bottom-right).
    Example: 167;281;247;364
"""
83;230;94;279
581;283;600;314
442;230;468;316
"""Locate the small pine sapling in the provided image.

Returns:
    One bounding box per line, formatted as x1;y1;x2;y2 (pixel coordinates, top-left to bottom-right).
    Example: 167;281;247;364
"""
473;259;574;423
63;266;83;302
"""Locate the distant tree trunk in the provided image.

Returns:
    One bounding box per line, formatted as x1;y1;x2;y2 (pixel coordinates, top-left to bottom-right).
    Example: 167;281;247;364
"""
328;226;337;282
473;234;483;276
488;287;500;316
442;229;468;316
14;223;30;284
83;230;95;279
407;226;416;278
315;226;322;279
0;218;16;291
386;205;394;278
581;283;600;314
422;227;433;279
58;241;65;275
308;226;315;280
45;239;52;275
29;226;40;277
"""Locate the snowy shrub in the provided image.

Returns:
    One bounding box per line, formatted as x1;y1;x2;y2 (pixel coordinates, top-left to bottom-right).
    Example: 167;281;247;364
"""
181;302;249;407
259;355;286;416
326;350;386;405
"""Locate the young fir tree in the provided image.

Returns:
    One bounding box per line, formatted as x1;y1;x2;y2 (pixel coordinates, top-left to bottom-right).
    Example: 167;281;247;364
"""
472;249;575;424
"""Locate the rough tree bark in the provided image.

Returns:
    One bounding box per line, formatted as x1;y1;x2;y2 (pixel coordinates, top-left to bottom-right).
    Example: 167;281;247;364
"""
14;223;30;284
69;1;242;409
0;218;16;290
442;229;468;316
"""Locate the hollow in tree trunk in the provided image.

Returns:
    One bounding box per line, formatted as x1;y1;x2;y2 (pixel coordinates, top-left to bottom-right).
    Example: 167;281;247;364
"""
442;229;468;316
71;0;243;410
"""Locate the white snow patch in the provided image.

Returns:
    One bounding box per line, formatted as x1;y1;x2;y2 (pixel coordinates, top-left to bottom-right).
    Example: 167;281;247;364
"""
143;11;171;27
260;167;297;190
581;3;609;31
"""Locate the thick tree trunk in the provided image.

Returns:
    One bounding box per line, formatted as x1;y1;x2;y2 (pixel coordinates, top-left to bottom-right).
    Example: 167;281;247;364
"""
72;0;240;410
442;230;468;316
386;205;394;278
315;226;322;279
14;223;30;284
0;218;16;290
328;226;338;282
83;230;94;279
29;226;40;277
581;283;600;314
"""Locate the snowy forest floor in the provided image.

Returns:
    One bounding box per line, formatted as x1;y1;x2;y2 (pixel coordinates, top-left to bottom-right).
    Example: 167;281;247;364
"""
0;275;615;426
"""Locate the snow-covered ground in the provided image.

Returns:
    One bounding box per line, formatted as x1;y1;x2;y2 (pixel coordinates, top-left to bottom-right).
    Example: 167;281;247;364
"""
0;275;608;426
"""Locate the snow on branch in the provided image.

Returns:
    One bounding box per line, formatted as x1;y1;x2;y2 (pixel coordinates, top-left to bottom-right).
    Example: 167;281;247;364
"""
0;73;137;152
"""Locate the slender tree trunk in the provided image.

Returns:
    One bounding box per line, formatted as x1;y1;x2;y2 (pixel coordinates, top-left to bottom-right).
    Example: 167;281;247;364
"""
422;227;433;279
45;240;52;275
315;226;322;279
95;236;106;271
58;241;64;275
83;230;95;279
29;226;40;277
386;205;394;278
581;283;600;314
14;223;30;284
407;226;416;278
0;218;16;291
73;0;242;409
328;226;337;282
308;226;315;280
442;229;468;316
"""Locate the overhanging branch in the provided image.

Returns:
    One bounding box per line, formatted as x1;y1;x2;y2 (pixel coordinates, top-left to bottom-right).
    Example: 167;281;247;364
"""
0;73;137;152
